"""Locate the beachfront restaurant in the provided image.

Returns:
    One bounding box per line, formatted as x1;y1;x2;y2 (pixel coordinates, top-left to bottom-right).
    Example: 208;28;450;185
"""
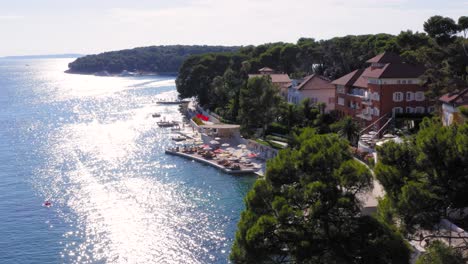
199;124;240;139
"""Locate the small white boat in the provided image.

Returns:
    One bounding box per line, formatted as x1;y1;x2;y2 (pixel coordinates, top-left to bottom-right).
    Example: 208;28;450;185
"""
157;121;178;127
172;136;186;142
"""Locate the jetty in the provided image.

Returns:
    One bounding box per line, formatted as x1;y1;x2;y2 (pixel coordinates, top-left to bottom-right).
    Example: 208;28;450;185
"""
157;100;190;105
165;149;259;175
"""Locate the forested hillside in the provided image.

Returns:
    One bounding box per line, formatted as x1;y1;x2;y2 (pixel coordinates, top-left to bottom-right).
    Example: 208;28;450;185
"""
177;15;468;114
67;45;239;74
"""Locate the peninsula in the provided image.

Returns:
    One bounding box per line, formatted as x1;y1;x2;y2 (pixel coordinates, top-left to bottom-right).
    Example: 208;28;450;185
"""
66;45;238;76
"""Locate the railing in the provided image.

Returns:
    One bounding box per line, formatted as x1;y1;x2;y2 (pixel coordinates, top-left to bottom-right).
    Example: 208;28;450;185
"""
347;92;364;98
359;113;391;135
375;117;393;138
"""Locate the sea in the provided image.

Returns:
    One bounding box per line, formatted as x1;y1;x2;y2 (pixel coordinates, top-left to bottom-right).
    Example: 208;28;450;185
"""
0;58;255;264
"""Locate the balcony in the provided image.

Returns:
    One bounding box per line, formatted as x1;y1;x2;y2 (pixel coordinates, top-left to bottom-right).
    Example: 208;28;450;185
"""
346;92;364;98
356;113;373;121
356;108;373;121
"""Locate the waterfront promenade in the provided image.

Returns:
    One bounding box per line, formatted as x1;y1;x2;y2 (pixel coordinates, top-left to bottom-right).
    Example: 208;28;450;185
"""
165;149;259;175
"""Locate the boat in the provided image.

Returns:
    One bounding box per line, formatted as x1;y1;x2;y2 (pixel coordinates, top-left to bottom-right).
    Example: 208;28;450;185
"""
171;135;186;142
157;121;178;127
119;70;138;77
152;113;161;118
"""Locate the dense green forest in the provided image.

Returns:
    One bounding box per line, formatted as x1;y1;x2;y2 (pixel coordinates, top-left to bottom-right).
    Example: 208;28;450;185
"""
67;45;239;74
177;15;467;117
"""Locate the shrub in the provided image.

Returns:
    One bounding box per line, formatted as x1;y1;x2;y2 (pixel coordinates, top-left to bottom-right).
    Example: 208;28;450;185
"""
266;122;289;135
192;116;204;126
459;106;468;118
365;154;375;168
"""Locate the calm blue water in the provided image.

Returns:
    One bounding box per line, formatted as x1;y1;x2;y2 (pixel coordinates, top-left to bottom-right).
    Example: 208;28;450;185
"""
0;59;254;264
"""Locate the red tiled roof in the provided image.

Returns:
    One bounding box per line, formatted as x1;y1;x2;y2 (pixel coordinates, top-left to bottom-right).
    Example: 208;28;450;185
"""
248;74;291;84
331;69;364;86
361;63;425;79
332;63;425;88
439;88;468;105
353;75;368;88
296;74;332;90
366;52;403;64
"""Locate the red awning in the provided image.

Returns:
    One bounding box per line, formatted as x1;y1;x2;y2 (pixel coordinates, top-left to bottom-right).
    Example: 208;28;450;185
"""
196;114;209;121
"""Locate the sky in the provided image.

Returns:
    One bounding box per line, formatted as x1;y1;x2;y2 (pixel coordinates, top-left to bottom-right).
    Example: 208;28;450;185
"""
0;0;467;56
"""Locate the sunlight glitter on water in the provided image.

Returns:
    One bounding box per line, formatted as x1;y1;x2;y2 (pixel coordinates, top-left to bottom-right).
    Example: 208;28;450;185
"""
0;59;255;264
20;60;232;263
39;101;209;263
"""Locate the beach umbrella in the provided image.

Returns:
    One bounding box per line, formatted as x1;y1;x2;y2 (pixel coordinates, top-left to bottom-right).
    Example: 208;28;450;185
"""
221;143;230;147
210;140;220;145
203;146;212;150
214;137;221;141
237;144;247;149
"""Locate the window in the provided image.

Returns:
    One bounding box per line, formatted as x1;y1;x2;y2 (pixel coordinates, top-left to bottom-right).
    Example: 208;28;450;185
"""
397;80;401;84
372;92;380;101
328;97;334;104
393;107;403;114
408;80;413;84
406;92;414;101
362;107;371;115
338;97;345;106
415;91;425;101
337;85;345;94
373;107;380;116
406;107;414;113
402;80;407;84
415;107;425;113
393;92;403;102
427;106;435;113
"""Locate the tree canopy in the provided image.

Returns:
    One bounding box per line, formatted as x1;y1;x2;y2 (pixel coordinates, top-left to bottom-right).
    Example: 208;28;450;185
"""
375;119;468;247
231;130;410;264
176;15;467;116
238;76;282;137
415;241;465;264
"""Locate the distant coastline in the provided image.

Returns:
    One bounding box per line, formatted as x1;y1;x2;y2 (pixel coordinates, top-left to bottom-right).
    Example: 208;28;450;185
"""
65;45;239;77
64;69;178;77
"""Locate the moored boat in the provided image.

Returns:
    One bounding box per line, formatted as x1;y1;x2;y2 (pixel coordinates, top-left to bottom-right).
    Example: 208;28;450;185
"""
157;121;178;127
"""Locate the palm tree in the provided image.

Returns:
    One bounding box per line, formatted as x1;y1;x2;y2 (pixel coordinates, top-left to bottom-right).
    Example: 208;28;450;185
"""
334;116;360;145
